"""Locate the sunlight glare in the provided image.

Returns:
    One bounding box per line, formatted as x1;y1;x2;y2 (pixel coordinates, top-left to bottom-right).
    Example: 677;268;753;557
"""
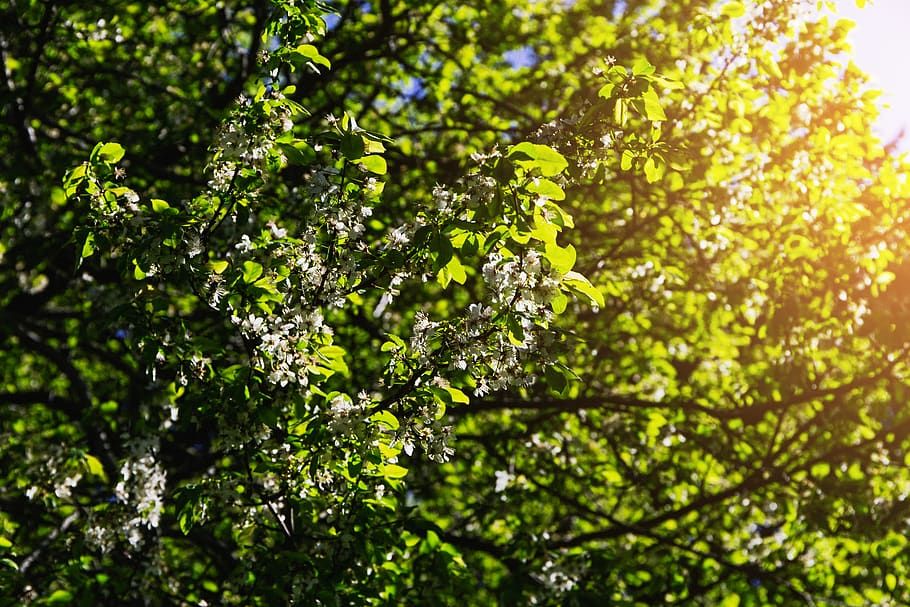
837;0;910;150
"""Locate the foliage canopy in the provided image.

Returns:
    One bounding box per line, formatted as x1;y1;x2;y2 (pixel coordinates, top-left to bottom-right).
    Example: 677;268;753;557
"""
2;0;910;605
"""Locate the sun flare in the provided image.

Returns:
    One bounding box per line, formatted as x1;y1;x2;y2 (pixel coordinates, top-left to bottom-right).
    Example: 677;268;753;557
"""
838;0;910;149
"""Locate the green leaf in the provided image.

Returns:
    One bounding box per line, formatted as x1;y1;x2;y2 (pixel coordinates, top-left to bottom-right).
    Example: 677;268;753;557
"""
63;164;88;196
643;156;663;183
425;530;441;550
363;136;386;154
46;590;73;604
177;493;199;535
340;132;365;160
492;158;516;183
242;260;264;284
545;242;576;274
507;314;525;345
526;178;565;201
597;82;616;99
293;44;331;69
445;386;469;404
133;260;146;281
632;57;656;76
614;98;628;125
380;463;408;479
431;233;454;269
445;255;467;284
529;215;558;244
550;291;568;314
371;410;400;431
317;344;350;376
620;149;634;171
641;87;667;121
97;142;125;163
83;454;108;481
209;260;229;274
437;266;452;288
508;142;568;177
150;198;170;212
81;233;95;259
378;441;401;460
563;271;605;307
545;365;567;393
358;155;387;175
318;344;346;358
383;335;406;351
461;235;479;257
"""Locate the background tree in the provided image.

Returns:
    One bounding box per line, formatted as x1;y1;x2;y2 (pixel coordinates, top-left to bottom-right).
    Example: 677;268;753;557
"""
2;0;909;606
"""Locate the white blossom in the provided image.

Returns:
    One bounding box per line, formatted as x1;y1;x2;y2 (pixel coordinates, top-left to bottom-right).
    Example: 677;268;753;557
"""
494;470;513;493
54;473;82;499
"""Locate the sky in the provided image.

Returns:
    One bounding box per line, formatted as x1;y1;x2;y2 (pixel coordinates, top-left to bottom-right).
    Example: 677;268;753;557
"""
836;0;910;149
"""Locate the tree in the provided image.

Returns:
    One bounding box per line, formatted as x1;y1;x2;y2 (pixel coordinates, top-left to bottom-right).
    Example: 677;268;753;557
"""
0;0;907;605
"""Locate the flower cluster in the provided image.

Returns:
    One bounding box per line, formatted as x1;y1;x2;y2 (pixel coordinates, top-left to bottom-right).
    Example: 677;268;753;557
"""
326;392;369;438
81;438;167;553
482;250;560;313
114;439;167;533
23;449;86;505
208;92;295;193
232;309;331;387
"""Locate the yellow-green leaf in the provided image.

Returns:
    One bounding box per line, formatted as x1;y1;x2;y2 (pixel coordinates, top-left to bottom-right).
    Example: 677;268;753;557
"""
446;255;467;284
632;57;656;76
641;87;667;121
81;233;95;259
550;291;568;314
563;270;605;307
371;410;400;431
380;463;408;479
46;590;73;605
98;142;125;163
242;260;264;284
294;44;331;69
84;454;108;481
526;178;565;201
358;155;387;175
209;260;229;274
508;142;568;177
545;242;576;274
445;386;470;404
